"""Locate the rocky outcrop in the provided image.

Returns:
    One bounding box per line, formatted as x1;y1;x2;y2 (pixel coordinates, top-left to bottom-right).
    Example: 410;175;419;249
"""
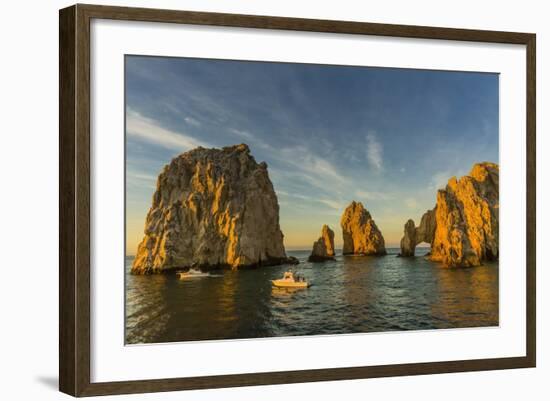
399;162;498;267
430;162;499;267
132;144;296;274
308;225;336;262
399;209;436;256
340;201;386;256
399;219;417;257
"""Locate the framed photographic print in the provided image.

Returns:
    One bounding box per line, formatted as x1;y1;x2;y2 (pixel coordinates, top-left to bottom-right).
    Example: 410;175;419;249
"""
59;4;536;397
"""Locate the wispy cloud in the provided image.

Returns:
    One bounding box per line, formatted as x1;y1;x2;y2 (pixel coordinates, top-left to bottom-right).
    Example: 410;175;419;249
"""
280;146;347;184
355;189;393;201
229;128;254;141
127;108;210;151
366;131;383;171
129;172;157;182
184;116;201;127
318;199;344;210
126;171;157;189
277;190;315;201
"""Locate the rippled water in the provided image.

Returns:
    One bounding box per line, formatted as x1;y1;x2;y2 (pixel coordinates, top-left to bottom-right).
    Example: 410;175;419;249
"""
125;248;498;344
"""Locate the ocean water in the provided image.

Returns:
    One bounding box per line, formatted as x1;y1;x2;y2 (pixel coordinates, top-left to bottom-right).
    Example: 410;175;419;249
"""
125;248;498;344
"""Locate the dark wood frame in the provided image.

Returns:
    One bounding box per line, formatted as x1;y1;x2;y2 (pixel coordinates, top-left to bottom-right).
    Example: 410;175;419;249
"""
59;3;536;397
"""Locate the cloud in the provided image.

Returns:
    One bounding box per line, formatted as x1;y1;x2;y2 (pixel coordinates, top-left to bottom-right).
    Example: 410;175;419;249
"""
366;132;383;170
229;128;254;141
277;190;314;201
280;146;347;184
129;172;157;182
127;108;210;151
184;116;201;127
126;171;157;189
318;198;344;210
355;189;392;201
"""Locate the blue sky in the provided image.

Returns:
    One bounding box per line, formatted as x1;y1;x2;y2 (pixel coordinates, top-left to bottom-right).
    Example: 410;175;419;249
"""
125;56;499;253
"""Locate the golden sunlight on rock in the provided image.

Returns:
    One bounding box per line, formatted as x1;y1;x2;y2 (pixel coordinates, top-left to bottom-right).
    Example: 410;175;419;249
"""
340;201;387;256
132;144;297;274
399;162;499;267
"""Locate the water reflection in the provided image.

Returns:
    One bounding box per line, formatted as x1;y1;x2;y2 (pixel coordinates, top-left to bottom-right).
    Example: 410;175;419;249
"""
125;249;499;344
431;262;499;328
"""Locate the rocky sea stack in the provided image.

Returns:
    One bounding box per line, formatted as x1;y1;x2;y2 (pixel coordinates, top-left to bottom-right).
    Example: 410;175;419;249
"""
308;224;336;262
340;201;386;256
399;162;499;267
132;144;296;274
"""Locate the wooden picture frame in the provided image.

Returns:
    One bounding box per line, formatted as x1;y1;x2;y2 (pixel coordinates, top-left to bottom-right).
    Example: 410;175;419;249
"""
59;3;536;397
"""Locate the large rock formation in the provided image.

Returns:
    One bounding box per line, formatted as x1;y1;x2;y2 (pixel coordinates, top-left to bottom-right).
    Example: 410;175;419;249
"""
308;224;336;262
132;144;296;274
399;162;498;267
340;201;386;256
399;209;436;256
430;162;499;267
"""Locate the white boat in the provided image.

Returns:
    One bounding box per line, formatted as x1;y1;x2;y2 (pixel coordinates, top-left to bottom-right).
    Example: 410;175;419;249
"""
271;271;309;289
177;268;210;279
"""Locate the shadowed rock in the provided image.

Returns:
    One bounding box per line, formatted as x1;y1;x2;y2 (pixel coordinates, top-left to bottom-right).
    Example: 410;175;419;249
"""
340;201;386;256
132;144;296;274
308;225;336;262
399;219;417;257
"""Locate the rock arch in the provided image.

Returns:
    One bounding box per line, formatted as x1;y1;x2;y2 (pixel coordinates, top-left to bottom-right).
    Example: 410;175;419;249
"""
399;209;436;256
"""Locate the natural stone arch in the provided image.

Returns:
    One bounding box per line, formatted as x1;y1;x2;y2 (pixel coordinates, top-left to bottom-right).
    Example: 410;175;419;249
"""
399;209;436;257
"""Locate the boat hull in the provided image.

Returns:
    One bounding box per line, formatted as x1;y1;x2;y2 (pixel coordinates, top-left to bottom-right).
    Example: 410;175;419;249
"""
177;272;210;279
271;280;309;288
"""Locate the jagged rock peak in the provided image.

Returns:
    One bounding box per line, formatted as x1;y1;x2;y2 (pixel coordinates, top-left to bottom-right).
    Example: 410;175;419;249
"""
132;144;296;274
308;224;336;262
340;201;386;256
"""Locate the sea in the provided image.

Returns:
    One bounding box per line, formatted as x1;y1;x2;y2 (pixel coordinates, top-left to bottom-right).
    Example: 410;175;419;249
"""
125;248;499;344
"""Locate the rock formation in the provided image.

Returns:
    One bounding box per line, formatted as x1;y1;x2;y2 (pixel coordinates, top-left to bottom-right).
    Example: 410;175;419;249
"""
399;219;417;257
340;201;386;256
308;225;336;262
132;144;297;274
399;209;436;256
430;162;499;267
399;162;499;267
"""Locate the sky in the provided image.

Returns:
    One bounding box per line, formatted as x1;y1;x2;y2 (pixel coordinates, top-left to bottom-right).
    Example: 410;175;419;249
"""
125;55;499;254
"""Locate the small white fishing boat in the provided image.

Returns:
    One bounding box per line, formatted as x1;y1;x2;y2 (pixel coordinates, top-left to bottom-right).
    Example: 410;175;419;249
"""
177;268;210;279
271;271;309;289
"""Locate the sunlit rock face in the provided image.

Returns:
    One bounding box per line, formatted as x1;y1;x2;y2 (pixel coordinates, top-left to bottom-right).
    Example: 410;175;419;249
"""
132;144;292;274
340;201;386;256
308;224;336;262
430;162;499;267
399;162;499;267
